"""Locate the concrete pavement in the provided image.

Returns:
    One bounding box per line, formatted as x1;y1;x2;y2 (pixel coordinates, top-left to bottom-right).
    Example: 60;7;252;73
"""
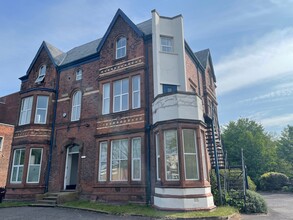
242;192;293;220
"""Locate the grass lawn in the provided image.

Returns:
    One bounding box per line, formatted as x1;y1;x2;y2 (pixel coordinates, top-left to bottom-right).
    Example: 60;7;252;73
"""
62;200;238;219
0;201;31;208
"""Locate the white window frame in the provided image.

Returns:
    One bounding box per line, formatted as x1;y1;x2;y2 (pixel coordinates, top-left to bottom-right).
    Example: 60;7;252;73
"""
164;130;180;181
155;133;161;181
182;129;199;180
110;139;128;181
71;91;82;121
113;79;129;113
35;65;46;83
116;37;126;59
131;137;141;181
10;149;25;183
102;83;110;115
98;142;108;182
19;96;33;125
132;75;141;109
161;36;173;53
76;69;82;81
26;148;43;183
200;131;208;180
34;96;49;124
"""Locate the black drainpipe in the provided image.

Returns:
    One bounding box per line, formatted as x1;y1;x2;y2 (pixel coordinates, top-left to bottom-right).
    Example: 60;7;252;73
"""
45;67;60;193
144;37;151;205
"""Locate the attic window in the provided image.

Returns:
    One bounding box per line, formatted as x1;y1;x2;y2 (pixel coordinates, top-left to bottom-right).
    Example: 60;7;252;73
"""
116;37;126;59
35;65;46;83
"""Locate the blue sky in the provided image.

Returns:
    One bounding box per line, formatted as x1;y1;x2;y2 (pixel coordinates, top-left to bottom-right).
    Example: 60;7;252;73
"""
1;0;293;134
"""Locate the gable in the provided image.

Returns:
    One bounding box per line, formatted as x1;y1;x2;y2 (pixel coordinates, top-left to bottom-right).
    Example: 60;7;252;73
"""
96;9;144;53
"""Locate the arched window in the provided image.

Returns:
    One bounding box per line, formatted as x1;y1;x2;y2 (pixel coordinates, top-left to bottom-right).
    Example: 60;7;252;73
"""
116;37;126;59
71;91;81;121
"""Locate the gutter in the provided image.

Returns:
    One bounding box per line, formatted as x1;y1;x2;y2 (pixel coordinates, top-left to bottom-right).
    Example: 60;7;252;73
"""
45;67;60;192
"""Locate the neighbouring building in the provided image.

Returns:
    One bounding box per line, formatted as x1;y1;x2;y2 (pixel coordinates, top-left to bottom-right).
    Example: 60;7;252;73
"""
0;93;20;187
3;9;224;210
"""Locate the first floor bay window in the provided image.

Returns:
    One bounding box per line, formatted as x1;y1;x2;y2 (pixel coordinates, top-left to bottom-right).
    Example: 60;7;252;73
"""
164;130;179;181
111;139;128;181
27;148;43;183
183;129;199;180
113;79;129;112
11;149;25;183
19;96;33;125
34;96;48;124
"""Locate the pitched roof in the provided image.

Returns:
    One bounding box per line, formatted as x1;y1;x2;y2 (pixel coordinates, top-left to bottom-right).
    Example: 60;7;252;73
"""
194;49;209;68
45;41;66;65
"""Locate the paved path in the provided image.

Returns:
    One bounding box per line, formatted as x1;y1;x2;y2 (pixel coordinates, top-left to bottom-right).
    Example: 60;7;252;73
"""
242;192;293;220
0;206;152;220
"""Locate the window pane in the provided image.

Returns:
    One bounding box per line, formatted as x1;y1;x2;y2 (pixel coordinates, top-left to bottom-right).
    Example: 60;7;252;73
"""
20;150;25;165
103;83;110;114
111;160;119;181
99;142;107;181
17;167;23;182
122;79;128;93
122;94;128;110
114;81;121;95
37;96;48;108
120;160;128;180
183;129;196;154
114;96;120;112
11;167;17;182
164;130;179;180
111;139;128;181
132;139;141;158
27;165;40;182
132;160;140;180
185;155;198;179
121;140;128;159
30;149;42;164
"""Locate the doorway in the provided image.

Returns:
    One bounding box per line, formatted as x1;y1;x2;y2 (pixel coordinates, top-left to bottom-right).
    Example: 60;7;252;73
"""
64;145;79;190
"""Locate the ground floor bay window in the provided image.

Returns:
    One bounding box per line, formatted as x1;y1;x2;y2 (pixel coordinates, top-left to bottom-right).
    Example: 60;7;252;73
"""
10;147;43;184
154;125;214;210
156;129;200;182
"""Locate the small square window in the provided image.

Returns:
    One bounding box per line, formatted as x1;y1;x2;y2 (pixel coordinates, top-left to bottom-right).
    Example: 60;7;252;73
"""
161;36;173;53
76;69;82;81
163;84;177;94
35;65;46;83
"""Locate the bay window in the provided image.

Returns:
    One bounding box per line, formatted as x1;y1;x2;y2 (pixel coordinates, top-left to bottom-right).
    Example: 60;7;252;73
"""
164;130;179;181
10;149;25;183
183;129;199;180
34;96;49;124
27;148;43;183
19;96;33;125
155;133;161;181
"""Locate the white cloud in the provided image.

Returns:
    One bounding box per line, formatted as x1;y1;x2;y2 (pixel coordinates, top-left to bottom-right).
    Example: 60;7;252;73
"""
259;113;293;128
215;28;293;95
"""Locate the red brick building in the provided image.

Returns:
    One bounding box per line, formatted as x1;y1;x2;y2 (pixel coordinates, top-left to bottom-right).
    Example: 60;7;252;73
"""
4;9;223;210
0;92;19;187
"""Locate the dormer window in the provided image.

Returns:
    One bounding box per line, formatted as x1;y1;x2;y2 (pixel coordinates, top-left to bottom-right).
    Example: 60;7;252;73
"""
76;69;82;81
35;65;46;83
116;37;126;59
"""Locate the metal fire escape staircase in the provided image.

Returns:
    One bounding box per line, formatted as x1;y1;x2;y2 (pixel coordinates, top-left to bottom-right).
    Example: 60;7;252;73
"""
205;116;225;169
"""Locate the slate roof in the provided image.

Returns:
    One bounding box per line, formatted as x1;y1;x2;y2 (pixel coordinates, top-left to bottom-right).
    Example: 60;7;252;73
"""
194;49;209;68
42;18;152;68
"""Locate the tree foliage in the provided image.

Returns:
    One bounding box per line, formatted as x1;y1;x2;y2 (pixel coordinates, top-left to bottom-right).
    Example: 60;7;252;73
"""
222;118;278;182
277;125;293;177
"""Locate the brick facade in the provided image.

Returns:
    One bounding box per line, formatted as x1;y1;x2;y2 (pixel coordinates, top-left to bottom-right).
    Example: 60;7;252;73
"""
3;9;223;210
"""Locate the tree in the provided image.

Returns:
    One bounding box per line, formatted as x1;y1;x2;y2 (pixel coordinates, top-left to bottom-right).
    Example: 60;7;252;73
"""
222;118;278;182
277;125;293;177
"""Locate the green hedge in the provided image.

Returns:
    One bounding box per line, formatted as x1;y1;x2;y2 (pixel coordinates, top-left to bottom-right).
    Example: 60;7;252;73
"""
227;190;267;213
259;172;289;191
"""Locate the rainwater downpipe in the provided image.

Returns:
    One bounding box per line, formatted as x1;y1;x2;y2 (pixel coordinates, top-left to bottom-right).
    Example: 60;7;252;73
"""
45;68;60;193
144;38;151;205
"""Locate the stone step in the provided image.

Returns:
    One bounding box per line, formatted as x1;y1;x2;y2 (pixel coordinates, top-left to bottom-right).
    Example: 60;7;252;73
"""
37;199;57;204
30;203;56;207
